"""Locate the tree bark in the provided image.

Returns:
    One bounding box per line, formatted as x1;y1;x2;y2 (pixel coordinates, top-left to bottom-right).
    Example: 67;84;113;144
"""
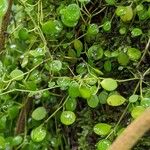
0;0;13;52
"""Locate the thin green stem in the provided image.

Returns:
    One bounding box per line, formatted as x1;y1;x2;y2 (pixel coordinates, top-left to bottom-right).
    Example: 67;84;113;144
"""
106;81;140;139
136;38;150;68
19;0;52;58
0;86;61;96
44;96;69;124
92;7;106;17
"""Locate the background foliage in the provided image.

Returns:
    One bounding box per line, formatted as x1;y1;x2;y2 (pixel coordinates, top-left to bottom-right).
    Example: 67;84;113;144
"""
0;0;150;149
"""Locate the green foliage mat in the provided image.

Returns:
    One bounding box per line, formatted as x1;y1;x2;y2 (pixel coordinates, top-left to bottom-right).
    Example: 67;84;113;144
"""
0;0;150;149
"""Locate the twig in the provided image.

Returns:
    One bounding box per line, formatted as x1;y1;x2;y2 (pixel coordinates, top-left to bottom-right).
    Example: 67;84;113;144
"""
15;97;33;134
136;38;150;68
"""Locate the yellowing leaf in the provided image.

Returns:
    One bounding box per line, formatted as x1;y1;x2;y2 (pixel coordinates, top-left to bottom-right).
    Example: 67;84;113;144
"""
101;78;118;91
107;95;126;106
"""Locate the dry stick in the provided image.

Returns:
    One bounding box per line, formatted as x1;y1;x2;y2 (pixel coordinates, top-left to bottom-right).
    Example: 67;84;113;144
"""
109;108;150;150
15;97;33;134
0;0;13;52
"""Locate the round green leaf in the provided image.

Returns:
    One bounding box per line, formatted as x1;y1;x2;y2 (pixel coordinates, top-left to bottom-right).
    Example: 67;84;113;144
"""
90;67;104;76
131;106;145;119
48;81;56;88
68;49;77;58
21;55;28;68
136;4;144;12
76;63;87;75
119;27;127;35
87;45;103;60
31;127;47;142
60;111;76;125
131;28;142;37
96;139;111;150
29;48;45;57
0;136;6;149
74;39;83;57
137;9;149;20
111;50;119;57
65;97;77;111
104;50;111;57
90;85;98;94
85;74;98;85
60;4;80;27
42;90;51;99
87;95;99;108
12;136;23;146
93;123;112;136
74;39;83;51
120;6;133;22
87;24;99;36
7;106;19;119
104;60;112;72
107;95;126;106
79;85;92;99
42;20;63;37
141;98;150;108
24;81;37;91
32;107;47;121
68;81;80;98
115;6;127;16
101;78;118;91
117;52;129;66
50;60;62;72
57;77;71;90
129;95;139;103
18;28;29;40
98;90;109;104
127;47;141;61
103;21;111;31
10;69;24;81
